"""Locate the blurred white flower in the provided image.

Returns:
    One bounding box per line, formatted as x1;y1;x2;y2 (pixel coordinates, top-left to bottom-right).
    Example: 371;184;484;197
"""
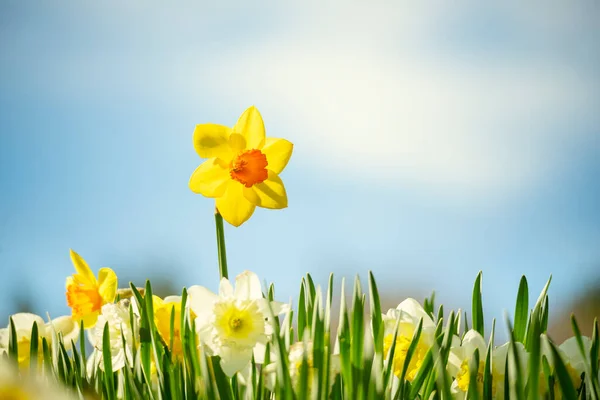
188;270;288;376
0;313;79;368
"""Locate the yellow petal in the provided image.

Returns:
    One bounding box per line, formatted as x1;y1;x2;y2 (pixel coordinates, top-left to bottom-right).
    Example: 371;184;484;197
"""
243;171;288;209
97;267;118;304
233;106;265;150
189;158;231;197
81;311;99;329
216;182;256;227
69;250;97;286
262;138;293;174
193;123;233;159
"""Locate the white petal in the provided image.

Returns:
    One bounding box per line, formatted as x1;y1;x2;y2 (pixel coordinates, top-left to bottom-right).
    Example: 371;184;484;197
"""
86;350;101;377
47;316;80;350
560;336;591;360
8;313;45;333
219;278;234;298
396;299;435;329
253;342;267;364
493;342;510;374
0;328;8;348
187;285;218;327
462;329;487;356
234;271;263;301
219;345;253;376
163;295;182;304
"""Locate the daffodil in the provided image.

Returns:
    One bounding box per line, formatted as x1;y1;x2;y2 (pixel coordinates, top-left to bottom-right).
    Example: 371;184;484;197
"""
188;270;288;376
0;313;80;369
189;106;293;227
153;295;191;359
86;299;139;374
540;335;598;398
448;330;528;399
65;249;118;328
381;298;436;381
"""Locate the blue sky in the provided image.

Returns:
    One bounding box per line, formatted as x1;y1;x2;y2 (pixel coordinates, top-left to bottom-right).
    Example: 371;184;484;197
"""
1;2;599;333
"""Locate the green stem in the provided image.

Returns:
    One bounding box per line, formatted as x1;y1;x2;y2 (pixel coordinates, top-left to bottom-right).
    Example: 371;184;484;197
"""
214;209;228;280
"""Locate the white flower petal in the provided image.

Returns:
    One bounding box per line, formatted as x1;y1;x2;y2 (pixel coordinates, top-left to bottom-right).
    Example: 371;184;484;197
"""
234;271;263;301
219;345;253;376
46;315;80;350
219;278;234;298
187;285;218;326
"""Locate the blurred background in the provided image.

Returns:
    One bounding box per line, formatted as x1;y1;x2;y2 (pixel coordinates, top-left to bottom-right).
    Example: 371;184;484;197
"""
1;2;599;341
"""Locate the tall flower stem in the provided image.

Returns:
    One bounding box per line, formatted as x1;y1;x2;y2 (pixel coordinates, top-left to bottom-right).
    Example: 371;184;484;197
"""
214;209;228;280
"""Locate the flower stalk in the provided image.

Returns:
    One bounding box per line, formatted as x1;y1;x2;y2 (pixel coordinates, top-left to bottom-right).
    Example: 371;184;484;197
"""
215;209;229;280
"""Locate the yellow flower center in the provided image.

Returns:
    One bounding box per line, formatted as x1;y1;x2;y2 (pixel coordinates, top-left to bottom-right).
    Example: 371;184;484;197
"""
214;301;265;347
65;283;102;321
229;149;268;188
383;333;429;381
456;359;500;396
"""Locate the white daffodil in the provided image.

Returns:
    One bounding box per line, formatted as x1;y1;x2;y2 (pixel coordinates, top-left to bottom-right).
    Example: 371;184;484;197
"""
381;298;436;381
0;312;80;368
86;299;139;375
541;335;598;397
448;330;528;399
188;270;288;376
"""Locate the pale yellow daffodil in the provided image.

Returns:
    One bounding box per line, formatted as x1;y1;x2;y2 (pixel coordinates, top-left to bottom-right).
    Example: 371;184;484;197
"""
189;106;293;227
65;250;118;328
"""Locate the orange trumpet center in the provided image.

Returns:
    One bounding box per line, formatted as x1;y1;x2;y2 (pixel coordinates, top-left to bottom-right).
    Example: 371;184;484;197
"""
230;149;268;188
66;283;102;319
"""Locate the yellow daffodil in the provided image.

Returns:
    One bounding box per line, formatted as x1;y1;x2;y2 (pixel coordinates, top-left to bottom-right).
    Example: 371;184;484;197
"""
153;295;191;359
381;298;436;381
0;313;80;369
187;270;288;376
65;250;118;328
189;106;293;227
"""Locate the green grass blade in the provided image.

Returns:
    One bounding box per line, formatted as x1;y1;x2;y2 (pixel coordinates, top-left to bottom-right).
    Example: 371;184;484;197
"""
102;322;116;400
29;321;39;374
513;276;529;343
472;271;484;336
468;348;481;400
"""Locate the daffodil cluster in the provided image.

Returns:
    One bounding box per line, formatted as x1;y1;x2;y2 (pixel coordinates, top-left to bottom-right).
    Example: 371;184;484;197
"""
1;249;599;399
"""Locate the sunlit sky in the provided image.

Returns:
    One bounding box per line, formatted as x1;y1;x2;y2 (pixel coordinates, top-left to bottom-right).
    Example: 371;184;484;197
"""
1;2;599;332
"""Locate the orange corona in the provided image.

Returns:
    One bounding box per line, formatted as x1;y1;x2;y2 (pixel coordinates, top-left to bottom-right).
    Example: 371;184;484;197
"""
229;149;268;188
